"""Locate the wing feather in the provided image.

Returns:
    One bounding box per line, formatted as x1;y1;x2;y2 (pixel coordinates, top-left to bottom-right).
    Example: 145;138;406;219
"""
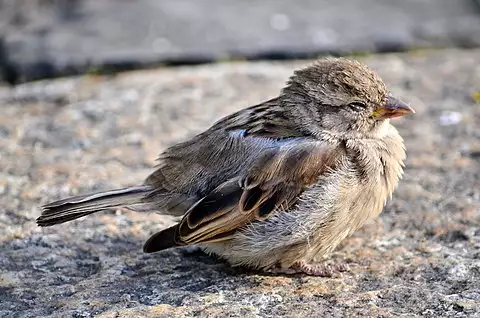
175;139;340;244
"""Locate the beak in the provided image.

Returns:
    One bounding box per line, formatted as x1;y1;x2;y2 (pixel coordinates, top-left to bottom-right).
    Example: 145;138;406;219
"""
373;95;415;119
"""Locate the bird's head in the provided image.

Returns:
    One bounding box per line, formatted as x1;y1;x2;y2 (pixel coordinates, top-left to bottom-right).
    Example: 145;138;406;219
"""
282;58;414;139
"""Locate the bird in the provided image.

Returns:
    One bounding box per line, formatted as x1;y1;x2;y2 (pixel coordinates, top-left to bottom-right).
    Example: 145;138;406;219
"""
37;58;414;276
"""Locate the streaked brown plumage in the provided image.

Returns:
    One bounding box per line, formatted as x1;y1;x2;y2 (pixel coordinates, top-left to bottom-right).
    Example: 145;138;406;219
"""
37;58;414;275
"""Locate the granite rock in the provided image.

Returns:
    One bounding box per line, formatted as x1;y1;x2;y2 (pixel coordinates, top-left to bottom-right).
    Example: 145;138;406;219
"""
0;49;479;317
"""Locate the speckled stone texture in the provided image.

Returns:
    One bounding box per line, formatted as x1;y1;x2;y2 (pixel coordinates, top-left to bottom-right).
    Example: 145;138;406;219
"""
1;49;479;317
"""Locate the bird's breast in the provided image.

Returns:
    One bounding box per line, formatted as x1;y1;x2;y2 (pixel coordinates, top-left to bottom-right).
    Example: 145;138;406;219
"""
340;127;406;227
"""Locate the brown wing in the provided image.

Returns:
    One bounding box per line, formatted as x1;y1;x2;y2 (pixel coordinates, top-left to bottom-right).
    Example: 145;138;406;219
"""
142;98;302;217
143;139;341;253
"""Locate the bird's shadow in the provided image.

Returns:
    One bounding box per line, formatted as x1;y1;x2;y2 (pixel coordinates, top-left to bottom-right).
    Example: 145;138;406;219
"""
2;228;263;314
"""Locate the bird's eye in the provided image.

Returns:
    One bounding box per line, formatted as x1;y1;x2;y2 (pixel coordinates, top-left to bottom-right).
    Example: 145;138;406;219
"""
348;102;367;112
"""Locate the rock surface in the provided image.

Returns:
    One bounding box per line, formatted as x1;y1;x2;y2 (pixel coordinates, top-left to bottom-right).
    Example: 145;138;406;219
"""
1;49;479;317
1;0;480;83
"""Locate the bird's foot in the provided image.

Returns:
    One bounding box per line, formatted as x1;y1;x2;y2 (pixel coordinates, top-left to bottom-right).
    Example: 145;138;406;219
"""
270;261;350;277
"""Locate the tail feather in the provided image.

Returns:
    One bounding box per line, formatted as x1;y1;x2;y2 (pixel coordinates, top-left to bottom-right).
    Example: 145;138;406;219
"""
37;185;154;226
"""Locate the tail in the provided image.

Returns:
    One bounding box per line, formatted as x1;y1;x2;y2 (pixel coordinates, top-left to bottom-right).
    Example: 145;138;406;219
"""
37;185;154;226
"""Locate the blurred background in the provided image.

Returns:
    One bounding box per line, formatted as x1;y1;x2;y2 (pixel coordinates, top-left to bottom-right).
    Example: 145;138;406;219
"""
1;0;480;84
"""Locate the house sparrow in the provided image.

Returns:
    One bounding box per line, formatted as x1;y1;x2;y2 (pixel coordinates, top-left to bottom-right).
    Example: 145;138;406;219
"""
37;58;414;276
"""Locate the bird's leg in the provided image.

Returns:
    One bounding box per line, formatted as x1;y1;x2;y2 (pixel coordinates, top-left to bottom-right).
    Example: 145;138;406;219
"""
270;261;350;277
